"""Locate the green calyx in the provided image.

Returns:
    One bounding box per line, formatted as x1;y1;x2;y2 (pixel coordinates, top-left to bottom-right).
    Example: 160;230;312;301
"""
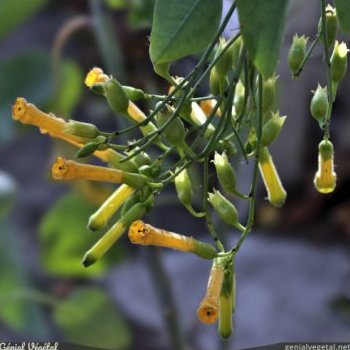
213;151;236;194
104;79;129;115
123;86;146;101
214;37;234;78
156;104;186;147
261;111;286;147
234;80;245;117
208;190;239;227
75;136;107;158
64;120;100;139
123;171;150;188
218;260;235;339
319;139;334;160
331;41;348;84
175;169;193;207
120;195;154;227
288;34;308;77
310;85;329;124
318;4;339;48
192;240;218;260
261;74;278;113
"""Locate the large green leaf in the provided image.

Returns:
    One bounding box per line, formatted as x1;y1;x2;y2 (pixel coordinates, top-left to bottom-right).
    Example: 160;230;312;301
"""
53;287;131;349
335;0;350;34
0;0;47;40
236;0;289;78
0;222;50;338
39;192;123;278
0;51;53;143
149;0;222;64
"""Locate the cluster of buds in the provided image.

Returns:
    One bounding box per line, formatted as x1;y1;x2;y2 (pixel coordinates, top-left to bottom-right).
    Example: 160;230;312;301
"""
287;3;348;195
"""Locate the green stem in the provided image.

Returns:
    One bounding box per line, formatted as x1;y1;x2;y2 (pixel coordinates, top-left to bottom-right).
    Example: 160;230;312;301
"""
203;156;225;252
320;0;334;139
233;73;264;254
294;34;321;77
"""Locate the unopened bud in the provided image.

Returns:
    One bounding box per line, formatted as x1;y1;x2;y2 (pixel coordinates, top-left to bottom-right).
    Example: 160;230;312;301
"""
208;190;239;227
261;111;286;147
310;85;329;125
288;34;308;77
213;152;236;194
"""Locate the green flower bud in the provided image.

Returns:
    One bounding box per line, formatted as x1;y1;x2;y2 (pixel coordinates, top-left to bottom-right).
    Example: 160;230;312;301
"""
210;67;221;96
318;5;339;48
75;136;107;158
213;152;236;194
234;80;245;117
331;41;348;83
76;142;100;158
64;120;100;139
104;79;129;114
217;140;237;157
231;36;243;71
133;151;152;167
310;85;329;124
261;75;278;113
261;111;286;147
288;34;308;77
122;86;146;101
219;262;235;339
156;104;186;147
210;67;229;96
175;169;193;208
120;192;141;217
208;190;239;227
120;199;151;227
244;130;257;157
122;171;149;188
214;37;234;78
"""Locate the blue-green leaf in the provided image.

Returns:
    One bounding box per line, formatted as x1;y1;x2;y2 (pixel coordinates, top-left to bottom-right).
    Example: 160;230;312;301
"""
236;0;289;78
150;0;222;65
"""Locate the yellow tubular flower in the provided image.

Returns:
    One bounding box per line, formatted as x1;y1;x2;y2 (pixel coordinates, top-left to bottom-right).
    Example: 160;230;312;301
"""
128;220;217;259
200;99;221;117
258;147;287;208
12;98;83;143
197;260;225;324
314;140;336;194
88;184;135;231
51;157;147;188
82;221;126;267
12;98;136;172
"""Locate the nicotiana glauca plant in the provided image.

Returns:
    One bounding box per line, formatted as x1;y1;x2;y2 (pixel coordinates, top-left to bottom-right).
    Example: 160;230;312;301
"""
11;0;350;341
